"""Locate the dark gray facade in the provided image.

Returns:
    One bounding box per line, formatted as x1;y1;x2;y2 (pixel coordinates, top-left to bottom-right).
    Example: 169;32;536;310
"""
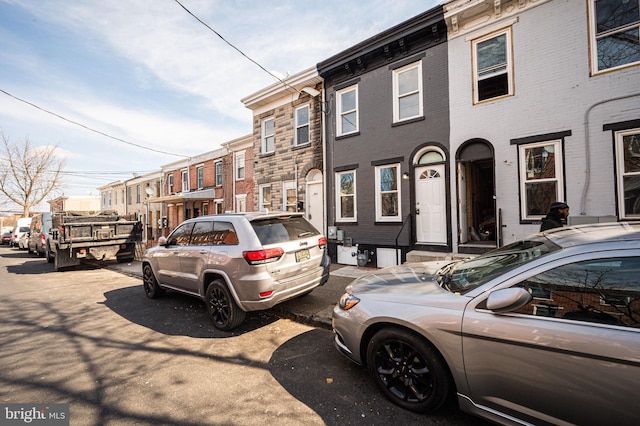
318;6;449;266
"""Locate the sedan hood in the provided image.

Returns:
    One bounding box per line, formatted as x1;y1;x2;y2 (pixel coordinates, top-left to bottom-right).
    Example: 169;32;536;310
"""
347;261;454;296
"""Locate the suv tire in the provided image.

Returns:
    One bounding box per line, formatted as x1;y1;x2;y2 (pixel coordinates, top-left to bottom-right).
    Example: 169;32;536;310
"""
143;264;165;299
205;279;246;331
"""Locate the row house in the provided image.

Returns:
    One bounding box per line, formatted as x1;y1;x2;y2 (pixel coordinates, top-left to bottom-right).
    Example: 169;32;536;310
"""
97;180;127;215
241;67;325;233
443;0;640;250
152;134;254;234
317;7;450;266
316;0;639;266
126;171;162;242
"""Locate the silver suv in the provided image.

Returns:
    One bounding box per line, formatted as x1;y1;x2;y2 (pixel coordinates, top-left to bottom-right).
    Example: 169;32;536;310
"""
142;212;330;330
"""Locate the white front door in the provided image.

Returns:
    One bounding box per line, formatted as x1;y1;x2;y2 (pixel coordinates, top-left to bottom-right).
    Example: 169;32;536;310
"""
415;164;446;244
307;180;324;233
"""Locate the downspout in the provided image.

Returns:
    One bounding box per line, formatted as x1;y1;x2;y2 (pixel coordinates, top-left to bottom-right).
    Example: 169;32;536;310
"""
321;87;327;234
581;92;640;215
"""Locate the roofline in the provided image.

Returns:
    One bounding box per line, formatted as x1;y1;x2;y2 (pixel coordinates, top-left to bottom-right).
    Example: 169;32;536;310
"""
241;66;322;109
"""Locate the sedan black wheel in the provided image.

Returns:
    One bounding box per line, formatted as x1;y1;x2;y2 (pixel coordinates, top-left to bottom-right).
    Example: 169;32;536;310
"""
366;328;453;413
142;264;164;299
205;280;246;331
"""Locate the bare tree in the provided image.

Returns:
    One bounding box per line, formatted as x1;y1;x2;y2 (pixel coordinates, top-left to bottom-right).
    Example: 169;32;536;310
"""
0;131;65;216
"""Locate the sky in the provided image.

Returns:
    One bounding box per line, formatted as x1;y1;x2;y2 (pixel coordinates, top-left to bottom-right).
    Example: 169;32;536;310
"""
0;0;440;212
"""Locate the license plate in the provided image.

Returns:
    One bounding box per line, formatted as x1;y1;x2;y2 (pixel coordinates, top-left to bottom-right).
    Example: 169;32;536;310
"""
295;249;310;263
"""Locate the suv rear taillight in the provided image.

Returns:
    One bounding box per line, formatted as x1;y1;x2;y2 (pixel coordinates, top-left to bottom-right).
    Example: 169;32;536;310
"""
318;237;327;249
40;233;46;245
243;248;284;265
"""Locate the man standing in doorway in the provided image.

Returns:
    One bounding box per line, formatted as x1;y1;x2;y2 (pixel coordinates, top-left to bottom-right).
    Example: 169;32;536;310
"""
540;201;570;231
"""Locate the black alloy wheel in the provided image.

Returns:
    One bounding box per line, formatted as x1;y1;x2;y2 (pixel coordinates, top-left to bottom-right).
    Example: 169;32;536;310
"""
205;280;246;331
366;327;452;413
142;264;164;299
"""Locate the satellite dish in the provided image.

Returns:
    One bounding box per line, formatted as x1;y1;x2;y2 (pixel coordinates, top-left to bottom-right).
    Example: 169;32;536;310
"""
145;187;155;196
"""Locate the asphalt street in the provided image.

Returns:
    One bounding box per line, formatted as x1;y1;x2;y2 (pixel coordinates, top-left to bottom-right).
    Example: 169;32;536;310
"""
0;245;487;426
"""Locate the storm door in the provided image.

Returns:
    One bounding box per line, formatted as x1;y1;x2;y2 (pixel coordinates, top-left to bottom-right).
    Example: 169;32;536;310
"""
414;148;447;244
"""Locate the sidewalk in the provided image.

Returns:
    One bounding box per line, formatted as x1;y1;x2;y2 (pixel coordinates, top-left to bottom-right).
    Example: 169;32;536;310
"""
106;260;374;330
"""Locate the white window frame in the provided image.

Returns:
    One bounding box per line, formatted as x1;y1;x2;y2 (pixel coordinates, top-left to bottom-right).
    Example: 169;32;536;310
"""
262;117;275;153
615;127;640;219
235;194;247;213
472;27;514;104
335;170;357;222
518;140;564;221
235;151;245;181
336;85;359;136
294;104;310;146
214;199;224;214
588;0;640;74
259;184;271;212
392;61;423;123
375;164;402;222
167;174;174;194
136;185;141;204
181;170;189;192
196;165;204;189
283;181;297;212
215;161;222;186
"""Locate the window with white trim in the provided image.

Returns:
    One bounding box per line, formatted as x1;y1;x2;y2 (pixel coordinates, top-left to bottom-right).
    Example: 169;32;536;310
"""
235;151;245;180
262;117;275;153
136;185;141;203
336;170;356;222
167;174;174;194
236;194;247;213
472;27;513;103
259;184;271;212
196;165;204;189
215;199;224;214
283;181;296;212
182;170;188;192
295;105;310;146
215;161;222;186
375;164;401;221
337;85;358;136
393;62;423;122
615;128;640;218
518;140;564;220
588;0;640;74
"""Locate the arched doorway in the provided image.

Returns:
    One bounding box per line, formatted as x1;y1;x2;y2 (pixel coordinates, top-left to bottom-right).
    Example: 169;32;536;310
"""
456;140;496;248
305;169;324;233
414;147;447;244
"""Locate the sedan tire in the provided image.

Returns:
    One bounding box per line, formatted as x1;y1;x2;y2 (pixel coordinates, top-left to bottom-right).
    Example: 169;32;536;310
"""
205;279;246;331
143;264;164;299
366;327;453;413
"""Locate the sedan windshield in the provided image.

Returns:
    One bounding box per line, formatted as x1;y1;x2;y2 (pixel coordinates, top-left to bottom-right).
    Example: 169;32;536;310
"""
437;235;561;294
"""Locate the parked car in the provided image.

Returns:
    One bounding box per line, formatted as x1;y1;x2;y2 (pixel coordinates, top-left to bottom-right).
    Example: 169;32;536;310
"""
142;212;330;331
10;217;32;247
332;222;640;425
17;232;29;250
1;229;12;245
27;212;52;257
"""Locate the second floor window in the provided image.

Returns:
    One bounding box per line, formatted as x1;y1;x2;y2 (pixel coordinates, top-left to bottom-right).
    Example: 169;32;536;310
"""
589;0;640;73
182;170;188;192
337;85;358;136
136;185;141;204
215;161;223;186
127;187;132;205
167;175;174;194
196;166;204;189
295;105;310;145
262;118;275;153
235;152;245;180
473;27;513;103
393;62;423;122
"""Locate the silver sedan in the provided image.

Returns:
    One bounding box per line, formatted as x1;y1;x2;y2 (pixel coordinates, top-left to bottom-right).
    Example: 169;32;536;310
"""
332;222;640;425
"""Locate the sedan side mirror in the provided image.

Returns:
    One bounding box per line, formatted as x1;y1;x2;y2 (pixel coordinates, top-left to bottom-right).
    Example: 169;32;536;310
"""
158;236;168;246
486;288;532;313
